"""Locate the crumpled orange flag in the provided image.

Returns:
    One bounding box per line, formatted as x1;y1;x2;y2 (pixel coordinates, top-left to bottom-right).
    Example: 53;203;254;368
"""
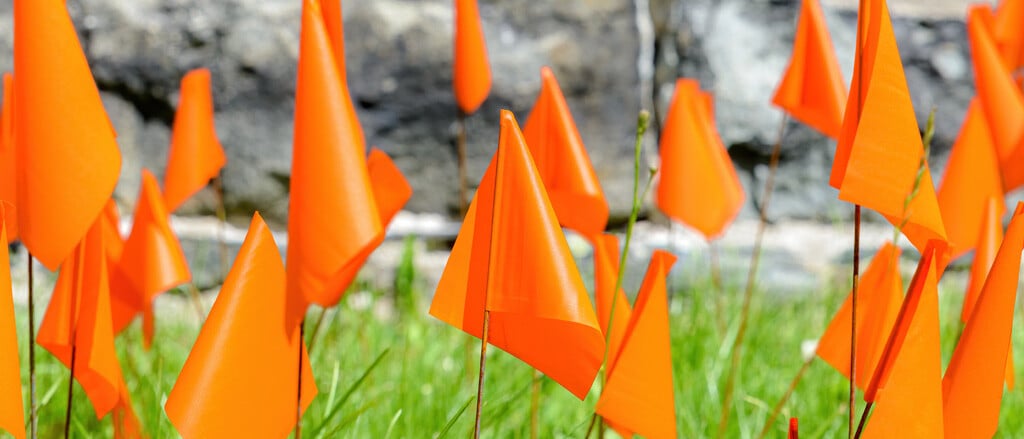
967;5;1024;192
522;67;609;237
831;0;946;252
0;215;25;439
656;79;745;240
771;0;847;139
816;242;903;390
114;170;191;347
593;233;632;360
367;147;413;228
994;0;1024;70
287;0;384;330
943;202;1024;438
0;73;17;243
595;250;678;439
165;212;317;439
937;99;1006;259
163;68;227;213
453;0;491;114
861;240;945;438
430;110;605;399
13;0;121;270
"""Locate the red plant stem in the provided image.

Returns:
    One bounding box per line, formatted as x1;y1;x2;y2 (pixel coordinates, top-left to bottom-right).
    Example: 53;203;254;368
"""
27;254;37;439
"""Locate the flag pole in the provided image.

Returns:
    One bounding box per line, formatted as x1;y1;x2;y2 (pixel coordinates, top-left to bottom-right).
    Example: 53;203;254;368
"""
530;370;540;439
213;174;229;281
457;110;477;383
63;248;84;439
849;0;868;433
27;253;37;439
472;310;491;438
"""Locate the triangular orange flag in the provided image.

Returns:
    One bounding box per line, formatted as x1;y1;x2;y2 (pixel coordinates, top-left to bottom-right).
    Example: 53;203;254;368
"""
320;0;348;85
656;79;745;240
165;212;317;439
595;250;678;439
994;0;1024;70
861;240;945;438
962;196;1005;323
0;73;17;243
522;67;609;237
429;110;605;399
162;68;227;213
593;233;632;360
830;0;946;252
0;215;25;439
367;147;413;228
287;0;384;329
453;0;492;114
13;0;121;269
114;169;191;346
967;5;1024;192
937;99;1006;259
816;242;903;390
771;0;847;139
943;203;1024;438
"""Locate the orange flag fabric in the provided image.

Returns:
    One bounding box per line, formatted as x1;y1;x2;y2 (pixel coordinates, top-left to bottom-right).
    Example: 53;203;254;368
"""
962;197;1005;323
453;0;492;114
942;203;1024;438
13;0;121;270
771;0;847;139
861;240;945;438
522;67;609;237
287;0;384;329
830;0;945;252
320;0;348;84
937;99;1006;259
430;110;605;399
0;216;25;439
0;74;17;243
593;233;632;360
595;250;678;439
994;0;1024;70
367;147;413;228
165;213;317;439
656;79;745;240
162;68;227;213
816;242;903;390
114;170;191;346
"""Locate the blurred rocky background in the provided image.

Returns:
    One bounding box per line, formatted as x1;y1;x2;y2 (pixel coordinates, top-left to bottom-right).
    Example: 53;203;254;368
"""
0;0;980;227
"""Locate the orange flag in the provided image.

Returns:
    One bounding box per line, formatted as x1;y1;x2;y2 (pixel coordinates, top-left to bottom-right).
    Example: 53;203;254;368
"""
114;170;191;346
165;213;317;439
593;233;632;360
13;0;121;270
816;242;903;390
367;147;413;228
0;216;25;439
830;0;946;252
453;0;492;114
0;73;17;243
595;250;678;439
162;68;227;213
522;67;609;237
962;197;1005;323
656;79;745;240
287;0;384;329
943;203;1024;438
994;0;1024;70
771;0;847;139
430;110;605;399
937;100;1006;259
320;0;348;84
861;240;945;438
967;5;1024;192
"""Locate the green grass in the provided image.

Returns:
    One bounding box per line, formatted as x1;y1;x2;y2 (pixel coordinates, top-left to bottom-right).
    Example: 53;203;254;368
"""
9;254;1024;438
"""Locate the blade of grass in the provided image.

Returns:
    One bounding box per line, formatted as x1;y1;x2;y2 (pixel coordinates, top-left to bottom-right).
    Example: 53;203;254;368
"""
310;348;391;436
437;396;475;439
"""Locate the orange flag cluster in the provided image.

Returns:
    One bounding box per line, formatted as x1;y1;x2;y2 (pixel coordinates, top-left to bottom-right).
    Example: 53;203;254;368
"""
0;216;24;439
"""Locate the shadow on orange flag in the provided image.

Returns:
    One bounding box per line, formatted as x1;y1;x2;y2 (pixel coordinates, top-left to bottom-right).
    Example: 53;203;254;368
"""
430;110;605;399
165;212;316;439
595;250;678;439
113;170;191;347
522;67;609;237
861;240;945;438
592;234;632;361
771;0;847;139
0;74;16;243
967;4;1024;192
937;99;1006;260
37;218;141;436
453;0;491;115
13;0;121;270
0;215;25;439
656;79;745;241
943;203;1024;438
286;0;385;330
816;242;903;391
163;68;227;213
831;0;945;253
